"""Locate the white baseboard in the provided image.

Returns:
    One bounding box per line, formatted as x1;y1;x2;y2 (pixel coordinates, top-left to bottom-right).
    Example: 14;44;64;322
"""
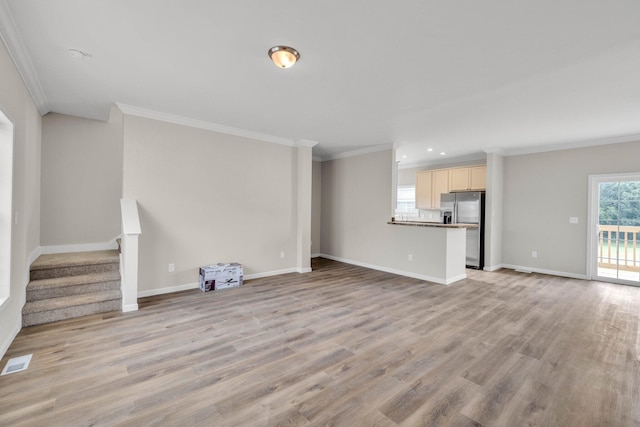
1;245;43;360
318;253;465;285
311;253;321;258
28;246;43;267
483;264;505;272
122;303;139;312
245;268;299;280
297;267;312;273
0;312;21;360
25;246;44;305
138;282;199;298
136;267;302;298
501;264;587;280
444;274;468;284
39;236;120;255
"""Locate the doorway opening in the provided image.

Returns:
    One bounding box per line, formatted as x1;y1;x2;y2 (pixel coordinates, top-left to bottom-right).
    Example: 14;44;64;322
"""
588;173;640;285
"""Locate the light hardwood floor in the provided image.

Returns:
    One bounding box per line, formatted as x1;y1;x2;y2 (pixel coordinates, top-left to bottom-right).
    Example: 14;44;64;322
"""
1;258;640;426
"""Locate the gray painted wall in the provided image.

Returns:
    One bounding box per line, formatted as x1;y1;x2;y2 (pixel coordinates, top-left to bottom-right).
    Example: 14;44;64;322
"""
311;161;322;255
502;140;640;276
397;167;419;187
122;114;299;292
320;149;466;283
485;153;504;270
0;38;42;356
41;112;123;245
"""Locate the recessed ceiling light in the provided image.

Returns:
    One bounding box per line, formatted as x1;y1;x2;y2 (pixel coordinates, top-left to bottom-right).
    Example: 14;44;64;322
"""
440;152;446;155
427;148;433;152
67;48;89;59
401;155;407;159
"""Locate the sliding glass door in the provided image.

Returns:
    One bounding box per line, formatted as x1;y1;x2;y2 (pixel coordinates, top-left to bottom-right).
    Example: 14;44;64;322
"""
590;174;640;285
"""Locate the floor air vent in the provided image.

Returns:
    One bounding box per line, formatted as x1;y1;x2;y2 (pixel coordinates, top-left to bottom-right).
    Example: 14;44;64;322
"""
1;354;32;375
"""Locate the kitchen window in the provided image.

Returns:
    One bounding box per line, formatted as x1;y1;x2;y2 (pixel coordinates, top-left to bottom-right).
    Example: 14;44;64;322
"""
396;185;419;219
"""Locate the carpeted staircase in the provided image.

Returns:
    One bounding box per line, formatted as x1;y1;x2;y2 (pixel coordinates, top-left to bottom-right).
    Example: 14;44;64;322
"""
23;250;122;327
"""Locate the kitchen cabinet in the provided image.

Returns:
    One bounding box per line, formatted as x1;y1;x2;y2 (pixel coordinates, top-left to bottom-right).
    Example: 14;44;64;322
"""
415;165;486;210
448;165;486;191
469;166;486;190
432;169;449;208
448;168;469;191
415;171;433;209
415;169;449;209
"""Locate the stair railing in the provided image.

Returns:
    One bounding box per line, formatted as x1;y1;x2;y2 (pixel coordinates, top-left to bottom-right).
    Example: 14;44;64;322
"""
120;199;141;312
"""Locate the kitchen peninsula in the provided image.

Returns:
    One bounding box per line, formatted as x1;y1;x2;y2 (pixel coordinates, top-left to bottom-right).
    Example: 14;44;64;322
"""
387;220;478;285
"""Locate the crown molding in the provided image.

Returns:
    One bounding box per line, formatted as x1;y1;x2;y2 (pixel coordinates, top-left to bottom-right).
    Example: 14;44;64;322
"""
0;0;48;115
321;144;394;161
397;152;487;170
399;132;640;169
482;146;507;156
116;103;296;147
296;139;319;148
503;132;640;156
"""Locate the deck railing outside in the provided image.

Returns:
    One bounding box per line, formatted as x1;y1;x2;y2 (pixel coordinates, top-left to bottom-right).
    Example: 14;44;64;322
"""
598;225;640;272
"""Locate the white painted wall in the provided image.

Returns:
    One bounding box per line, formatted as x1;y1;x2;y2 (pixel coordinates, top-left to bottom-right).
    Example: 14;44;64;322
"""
121;114;299;293
0;38;42;358
502;139;640;276
41;112;123;245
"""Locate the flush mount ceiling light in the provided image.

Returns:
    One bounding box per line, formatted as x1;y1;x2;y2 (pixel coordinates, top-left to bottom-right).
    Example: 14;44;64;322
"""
268;46;300;69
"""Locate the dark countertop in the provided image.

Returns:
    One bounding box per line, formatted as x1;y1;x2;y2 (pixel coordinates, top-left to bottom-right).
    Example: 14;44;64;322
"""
387;221;479;229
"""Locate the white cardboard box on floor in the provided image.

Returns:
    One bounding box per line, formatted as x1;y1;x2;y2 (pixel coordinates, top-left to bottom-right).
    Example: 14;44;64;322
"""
199;263;244;292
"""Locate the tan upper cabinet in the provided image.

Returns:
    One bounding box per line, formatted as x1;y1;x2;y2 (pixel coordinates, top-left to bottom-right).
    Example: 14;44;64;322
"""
448;165;487;191
415;169;450;209
415;165;486;210
432;169;449;208
448;168;470;192
469;165;486;190
415;171;433;209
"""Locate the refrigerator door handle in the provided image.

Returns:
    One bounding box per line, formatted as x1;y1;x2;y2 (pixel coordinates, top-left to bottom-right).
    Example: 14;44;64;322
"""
453;201;458;224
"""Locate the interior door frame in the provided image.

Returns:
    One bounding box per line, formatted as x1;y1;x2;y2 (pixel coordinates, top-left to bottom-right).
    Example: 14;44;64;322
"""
587;172;640;286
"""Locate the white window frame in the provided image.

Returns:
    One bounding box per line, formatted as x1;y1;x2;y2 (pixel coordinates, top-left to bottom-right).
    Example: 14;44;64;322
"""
587;172;640;286
396;185;420;219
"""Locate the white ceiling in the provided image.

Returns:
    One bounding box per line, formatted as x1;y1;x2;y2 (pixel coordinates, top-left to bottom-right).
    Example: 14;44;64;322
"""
2;0;640;167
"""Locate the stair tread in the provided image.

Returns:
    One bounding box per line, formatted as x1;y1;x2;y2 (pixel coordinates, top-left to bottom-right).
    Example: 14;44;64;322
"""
27;271;121;291
31;250;119;271
23;300;121;327
23;290;122;314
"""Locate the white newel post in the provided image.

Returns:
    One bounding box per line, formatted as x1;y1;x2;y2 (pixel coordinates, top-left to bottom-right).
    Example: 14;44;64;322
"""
120;199;141;312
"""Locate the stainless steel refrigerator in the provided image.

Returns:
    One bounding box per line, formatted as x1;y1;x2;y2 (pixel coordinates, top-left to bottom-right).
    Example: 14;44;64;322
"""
440;191;485;269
